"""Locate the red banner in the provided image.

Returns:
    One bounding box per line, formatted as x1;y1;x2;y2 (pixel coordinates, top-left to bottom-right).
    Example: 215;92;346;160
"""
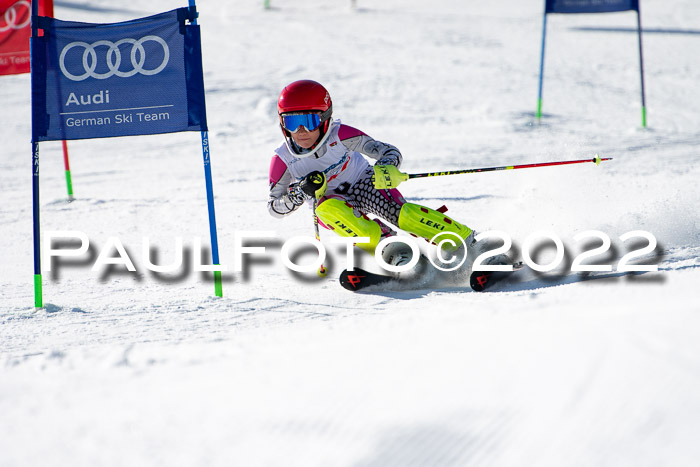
0;0;53;76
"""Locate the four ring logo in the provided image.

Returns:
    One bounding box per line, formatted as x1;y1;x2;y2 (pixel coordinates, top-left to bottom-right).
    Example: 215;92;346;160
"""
0;0;30;32
59;35;170;81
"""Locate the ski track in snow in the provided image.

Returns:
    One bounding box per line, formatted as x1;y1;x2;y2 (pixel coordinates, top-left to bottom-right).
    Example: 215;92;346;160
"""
2;0;700;466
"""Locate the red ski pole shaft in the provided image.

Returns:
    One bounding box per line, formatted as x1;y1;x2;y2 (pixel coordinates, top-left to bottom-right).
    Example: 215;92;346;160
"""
408;154;612;180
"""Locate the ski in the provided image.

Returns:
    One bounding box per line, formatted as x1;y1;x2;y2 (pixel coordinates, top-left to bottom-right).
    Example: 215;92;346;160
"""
469;262;524;292
340;262;525;292
339;268;395;291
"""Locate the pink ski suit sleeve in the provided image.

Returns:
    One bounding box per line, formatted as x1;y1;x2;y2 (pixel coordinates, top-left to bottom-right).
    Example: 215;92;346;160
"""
267;154;299;218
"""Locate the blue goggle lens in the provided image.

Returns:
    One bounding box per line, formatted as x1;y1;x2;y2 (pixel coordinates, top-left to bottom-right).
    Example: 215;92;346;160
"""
282;113;322;133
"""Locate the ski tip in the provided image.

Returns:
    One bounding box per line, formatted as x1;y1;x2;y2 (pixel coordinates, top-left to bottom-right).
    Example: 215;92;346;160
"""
339;268;393;292
470;261;525;292
339;268;369;291
470;271;491;292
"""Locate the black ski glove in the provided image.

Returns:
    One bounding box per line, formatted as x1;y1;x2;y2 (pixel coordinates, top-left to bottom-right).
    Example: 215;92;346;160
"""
287;183;308;206
287;171;327;205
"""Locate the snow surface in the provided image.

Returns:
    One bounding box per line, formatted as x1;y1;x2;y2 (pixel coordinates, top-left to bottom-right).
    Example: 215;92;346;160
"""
2;0;700;465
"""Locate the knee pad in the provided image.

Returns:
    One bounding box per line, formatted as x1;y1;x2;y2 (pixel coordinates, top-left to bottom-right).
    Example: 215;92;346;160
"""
316;198;384;254
397;203;473;250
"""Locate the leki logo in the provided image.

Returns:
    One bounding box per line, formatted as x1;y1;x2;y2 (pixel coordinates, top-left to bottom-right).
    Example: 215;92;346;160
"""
0;0;30;32
59;35;170;81
474;272;490;288
345;273;365;288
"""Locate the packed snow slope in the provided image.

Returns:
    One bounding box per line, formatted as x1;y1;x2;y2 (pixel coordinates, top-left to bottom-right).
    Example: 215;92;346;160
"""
2;0;699;466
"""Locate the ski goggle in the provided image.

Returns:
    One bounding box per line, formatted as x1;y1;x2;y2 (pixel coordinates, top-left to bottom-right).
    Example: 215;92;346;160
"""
281;113;322;133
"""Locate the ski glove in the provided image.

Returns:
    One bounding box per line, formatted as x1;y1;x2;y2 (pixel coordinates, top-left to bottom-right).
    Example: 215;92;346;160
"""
288;170;327;205
373;164;408;189
287;184;308;206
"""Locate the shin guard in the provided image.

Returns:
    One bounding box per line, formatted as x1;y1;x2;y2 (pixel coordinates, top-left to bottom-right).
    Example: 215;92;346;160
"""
397;203;473;249
316;198;388;254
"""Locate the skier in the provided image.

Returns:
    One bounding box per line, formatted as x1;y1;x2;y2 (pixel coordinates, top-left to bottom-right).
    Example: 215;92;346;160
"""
267;79;493;280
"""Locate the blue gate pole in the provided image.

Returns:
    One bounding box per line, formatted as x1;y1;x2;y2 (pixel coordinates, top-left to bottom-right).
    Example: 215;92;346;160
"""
32;141;42;307
31;0;43;308
189;1;223;297
636;8;647;128
536;11;548;120
200;131;223;297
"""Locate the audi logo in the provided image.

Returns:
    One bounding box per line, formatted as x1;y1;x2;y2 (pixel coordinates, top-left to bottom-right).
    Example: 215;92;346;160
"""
0;0;30;32
59;35;170;81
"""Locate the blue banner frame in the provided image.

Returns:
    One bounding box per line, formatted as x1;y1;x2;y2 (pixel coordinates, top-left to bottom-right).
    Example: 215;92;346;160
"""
537;0;646;127
30;5;222;307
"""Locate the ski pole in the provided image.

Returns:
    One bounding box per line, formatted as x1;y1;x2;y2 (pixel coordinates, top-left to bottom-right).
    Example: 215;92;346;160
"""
312;200;328;277
407;154;611;180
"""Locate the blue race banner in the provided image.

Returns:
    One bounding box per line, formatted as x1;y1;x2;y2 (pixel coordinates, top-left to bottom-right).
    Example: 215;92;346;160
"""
545;0;639;14
32;7;207;141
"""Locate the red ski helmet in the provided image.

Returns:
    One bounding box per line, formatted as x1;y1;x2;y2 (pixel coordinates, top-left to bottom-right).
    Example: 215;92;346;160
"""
277;80;333;155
